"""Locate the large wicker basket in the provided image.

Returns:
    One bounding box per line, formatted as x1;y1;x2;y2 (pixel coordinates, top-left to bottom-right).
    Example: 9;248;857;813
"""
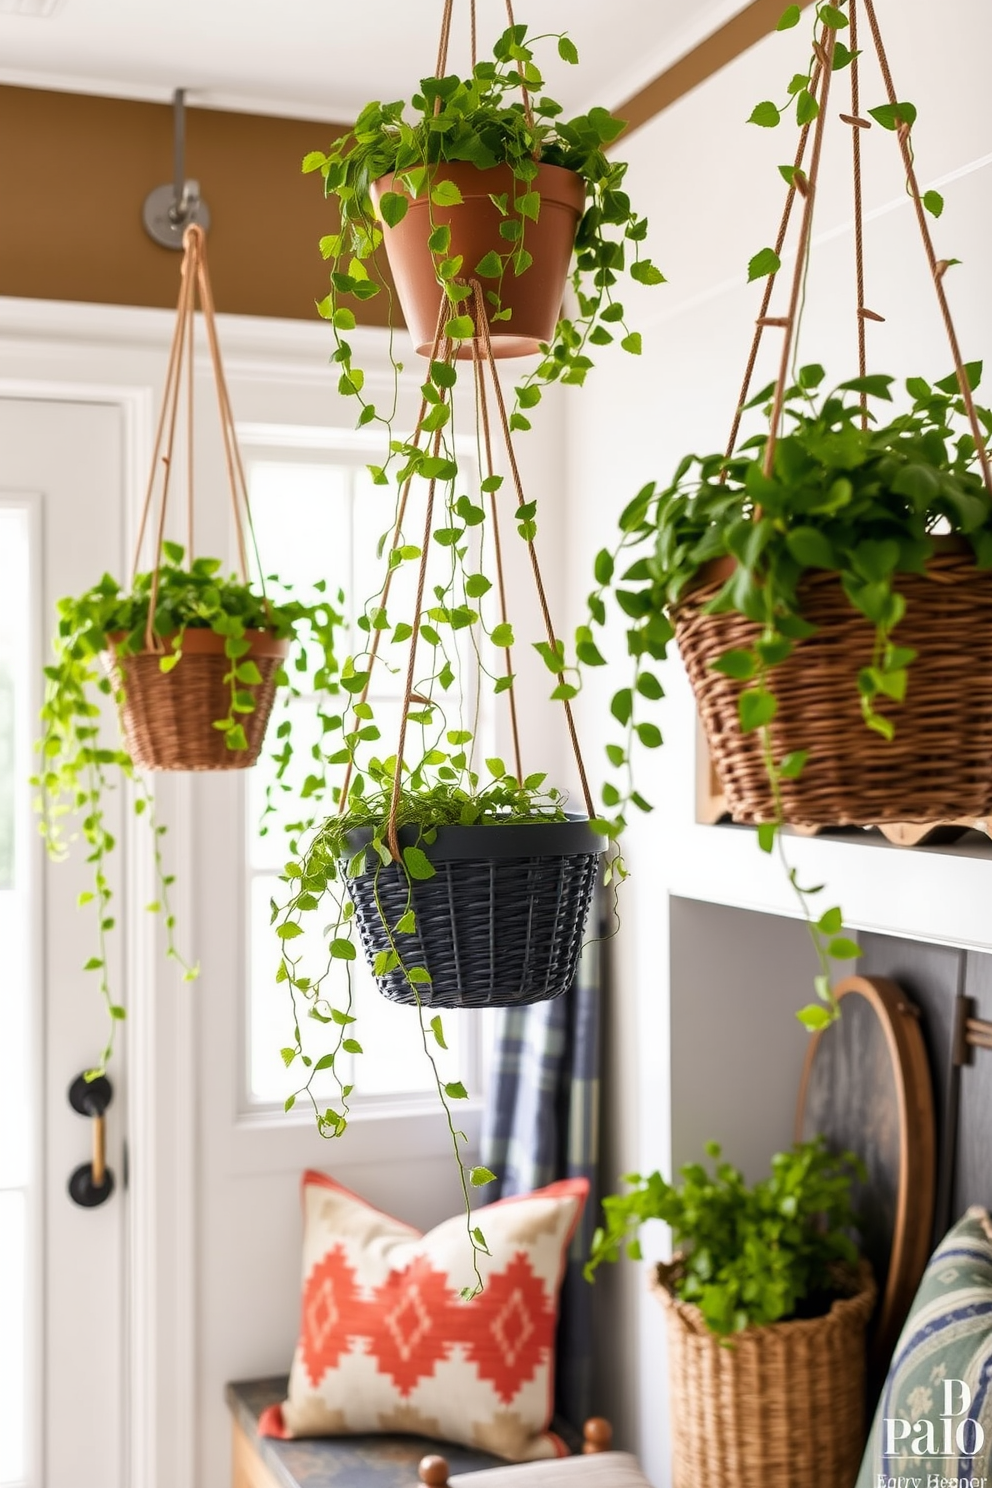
109;627;288;771
654;1260;876;1488
344;817;604;1008
675;549;992;826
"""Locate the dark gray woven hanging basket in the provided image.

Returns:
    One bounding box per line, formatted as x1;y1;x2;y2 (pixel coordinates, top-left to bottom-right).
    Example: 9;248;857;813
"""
344;816;604;1009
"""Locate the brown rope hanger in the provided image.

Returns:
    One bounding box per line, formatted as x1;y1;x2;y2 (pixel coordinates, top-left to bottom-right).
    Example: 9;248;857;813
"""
131;223;265;653
338;0;596;860
724;0;992;496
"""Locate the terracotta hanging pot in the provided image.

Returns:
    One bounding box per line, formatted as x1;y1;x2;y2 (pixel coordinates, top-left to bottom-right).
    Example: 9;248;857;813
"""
371;161;585;358
108;627;289;771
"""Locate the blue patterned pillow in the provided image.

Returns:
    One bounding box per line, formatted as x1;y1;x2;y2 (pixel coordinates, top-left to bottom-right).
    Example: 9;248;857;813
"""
857;1207;992;1487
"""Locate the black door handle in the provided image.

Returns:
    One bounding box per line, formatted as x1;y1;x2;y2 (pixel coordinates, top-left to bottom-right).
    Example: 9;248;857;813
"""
67;1073;115;1207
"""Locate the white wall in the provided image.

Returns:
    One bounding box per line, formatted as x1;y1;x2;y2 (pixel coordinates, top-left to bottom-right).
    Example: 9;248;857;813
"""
567;2;992;1480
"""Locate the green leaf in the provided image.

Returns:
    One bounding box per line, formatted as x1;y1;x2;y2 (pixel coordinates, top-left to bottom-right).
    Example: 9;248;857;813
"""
818;4;849;28
594;548;614;585
475;249;504;278
276;921;302;940
817;907;843;935
797;1004;835;1031
557;35;579;63
711;649;756;681
786;526;836;568
923;189;944;218
491;622;514;647
630;259;665;286
936;360;982;394
428;224;451;254
827;936;861;960
795;89;819;126
301;150;328;174
330;937;356;959
431;178;464;207
757;821;777;853
868;101;917;131
621;332;642;355
748;247;781;282
444;1081;469;1100
777;4;801;27
378;190;408;228
748;101;782;128
429;1015;448;1050
280;1047;297;1068
470;1165;498;1186
445;315;475;340
780;750;808;779
739;688;777;733
403;845;436;880
342;1038;363;1054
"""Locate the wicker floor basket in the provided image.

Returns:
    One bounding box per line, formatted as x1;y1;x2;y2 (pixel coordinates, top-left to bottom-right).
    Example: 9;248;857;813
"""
109;628;288;771
675;550;992;826
344;817;604;1008
654;1260;876;1488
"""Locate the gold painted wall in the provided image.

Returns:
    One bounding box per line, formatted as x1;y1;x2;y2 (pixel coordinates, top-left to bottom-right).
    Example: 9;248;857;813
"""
0;86;389;323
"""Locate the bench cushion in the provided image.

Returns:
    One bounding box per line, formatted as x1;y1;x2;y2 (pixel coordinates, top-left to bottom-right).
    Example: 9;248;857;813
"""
261;1172;588;1463
450;1452;654;1486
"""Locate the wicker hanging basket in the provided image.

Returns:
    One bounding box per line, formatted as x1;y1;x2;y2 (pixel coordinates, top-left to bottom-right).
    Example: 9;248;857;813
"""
109;629;288;772
344;818;603;1009
654;1259;876;1488
114;225;284;773
372;162;585;359
676;548;992;827
677;2;992;831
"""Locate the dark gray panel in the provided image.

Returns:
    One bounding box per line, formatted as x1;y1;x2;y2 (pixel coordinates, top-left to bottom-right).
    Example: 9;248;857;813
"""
958;951;992;1216
857;933;963;1242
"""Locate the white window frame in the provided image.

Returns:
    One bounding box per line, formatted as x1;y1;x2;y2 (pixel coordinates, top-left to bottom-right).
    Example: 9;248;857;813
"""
236;423;490;1123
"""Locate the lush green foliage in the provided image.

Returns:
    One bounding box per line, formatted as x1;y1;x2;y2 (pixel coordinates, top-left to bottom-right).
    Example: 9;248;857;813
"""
585;1138;863;1336
303;22;663;445
35;543;344;1072
580;367;992;1026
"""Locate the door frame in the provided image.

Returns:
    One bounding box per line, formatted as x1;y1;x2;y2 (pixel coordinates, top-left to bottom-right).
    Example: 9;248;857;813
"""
0;320;191;1488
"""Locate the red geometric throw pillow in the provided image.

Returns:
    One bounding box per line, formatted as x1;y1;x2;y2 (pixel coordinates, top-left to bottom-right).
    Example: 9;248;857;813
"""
258;1170;588;1461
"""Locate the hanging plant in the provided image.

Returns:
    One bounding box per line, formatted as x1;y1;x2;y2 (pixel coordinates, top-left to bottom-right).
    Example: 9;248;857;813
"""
273;287;606;1296
577;0;992;1030
33;226;345;1075
302;3;663;458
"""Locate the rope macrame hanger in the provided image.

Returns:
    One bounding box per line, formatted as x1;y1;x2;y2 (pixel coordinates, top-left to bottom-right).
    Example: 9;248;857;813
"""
131;224;267;654
725;1;992;499
357;0;594;859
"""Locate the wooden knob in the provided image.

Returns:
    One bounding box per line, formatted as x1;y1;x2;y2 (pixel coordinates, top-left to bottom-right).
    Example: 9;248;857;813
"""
419;1455;450;1485
583;1417;613;1453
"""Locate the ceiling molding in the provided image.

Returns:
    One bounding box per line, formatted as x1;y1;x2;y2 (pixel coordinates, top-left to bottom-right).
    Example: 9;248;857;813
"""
615;0;818;140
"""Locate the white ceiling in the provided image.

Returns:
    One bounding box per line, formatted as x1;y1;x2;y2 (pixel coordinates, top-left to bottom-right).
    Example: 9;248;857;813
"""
0;0;744;122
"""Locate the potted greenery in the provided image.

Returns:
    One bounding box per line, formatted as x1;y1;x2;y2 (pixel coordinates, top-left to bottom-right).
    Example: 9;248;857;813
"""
582;366;992;1026
302;20;663;443
586;1139;876;1487
35;542;344;1073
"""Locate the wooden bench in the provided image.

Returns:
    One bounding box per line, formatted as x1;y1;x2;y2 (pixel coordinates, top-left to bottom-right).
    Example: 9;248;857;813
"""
228;1378;611;1488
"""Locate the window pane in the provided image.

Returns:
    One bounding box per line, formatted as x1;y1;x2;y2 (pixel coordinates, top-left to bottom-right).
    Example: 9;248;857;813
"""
244;457;481;1110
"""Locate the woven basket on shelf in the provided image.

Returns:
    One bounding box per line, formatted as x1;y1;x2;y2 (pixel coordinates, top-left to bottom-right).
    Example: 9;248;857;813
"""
344;817;603;1008
654;1259;876;1488
675;549;992;828
109;628;288;772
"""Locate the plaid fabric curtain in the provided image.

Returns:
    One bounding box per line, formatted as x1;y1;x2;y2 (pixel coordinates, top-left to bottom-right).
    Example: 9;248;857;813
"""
479;912;603;1430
